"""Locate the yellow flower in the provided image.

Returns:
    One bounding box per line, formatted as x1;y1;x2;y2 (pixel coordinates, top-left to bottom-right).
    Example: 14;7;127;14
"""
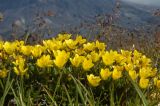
139;67;156;78
13;40;24;51
74;48;86;55
133;50;142;59
140;55;151;67
14;66;28;76
100;68;112;80
154;77;158;85
99;50;105;57
151;68;157;77
43;39;54;49
139;67;148;78
133;60;140;67
82;58;94;71
129;70;138;80
139;78;149;89
0;40;4;50
114;65;124;71
87;74;101;87
13;56;28;76
121;50;131;57
83;42;95;51
54;50;70;68
121;50;132;63
43;39;63;51
124;63;134;71
154;78;160;88
0;51;8;59
95;40;106;50
70;54;84;67
21;45;32;56
31;45;44;57
75;35;86;44
90;51;100;62
56;33;71;41
3;41;17;54
102;51;114;66
112;67;122;80
114;54;125;64
65;39;77;49
0;68;8;78
125;57;132;64
156;80;160;89
36;55;53;68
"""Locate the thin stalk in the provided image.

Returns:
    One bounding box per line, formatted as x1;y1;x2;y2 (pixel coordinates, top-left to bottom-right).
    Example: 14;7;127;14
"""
110;82;115;106
0;79;4;90
11;86;20;105
75;78;95;106
63;84;72;106
128;75;148;106
53;72;62;97
43;87;57;106
0;72;14;106
70;74;85;105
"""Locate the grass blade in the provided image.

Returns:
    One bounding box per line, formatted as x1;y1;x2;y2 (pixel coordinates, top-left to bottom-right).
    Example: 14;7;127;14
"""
128;75;148;106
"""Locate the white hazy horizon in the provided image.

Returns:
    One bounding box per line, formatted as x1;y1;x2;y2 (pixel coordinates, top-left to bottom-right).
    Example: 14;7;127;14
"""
122;0;160;7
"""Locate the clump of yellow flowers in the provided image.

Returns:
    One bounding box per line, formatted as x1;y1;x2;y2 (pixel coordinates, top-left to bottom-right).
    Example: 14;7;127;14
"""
0;33;159;89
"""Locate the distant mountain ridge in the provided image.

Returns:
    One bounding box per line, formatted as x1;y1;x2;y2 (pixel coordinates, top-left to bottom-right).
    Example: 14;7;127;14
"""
0;0;159;39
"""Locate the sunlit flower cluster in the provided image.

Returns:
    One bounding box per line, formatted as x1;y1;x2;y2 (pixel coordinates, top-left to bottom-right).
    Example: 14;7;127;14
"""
0;33;159;89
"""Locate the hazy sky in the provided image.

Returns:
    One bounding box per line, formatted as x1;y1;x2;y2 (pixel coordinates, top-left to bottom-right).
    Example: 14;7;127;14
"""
122;0;160;6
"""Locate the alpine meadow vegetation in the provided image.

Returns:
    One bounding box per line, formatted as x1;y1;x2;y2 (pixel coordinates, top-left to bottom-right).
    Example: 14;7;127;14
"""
0;1;160;105
0;34;159;105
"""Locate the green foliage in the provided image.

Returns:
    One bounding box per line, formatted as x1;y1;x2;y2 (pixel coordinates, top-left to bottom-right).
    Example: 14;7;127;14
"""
0;33;159;106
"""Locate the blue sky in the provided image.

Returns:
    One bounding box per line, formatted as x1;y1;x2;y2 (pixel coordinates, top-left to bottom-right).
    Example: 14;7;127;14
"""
122;0;160;6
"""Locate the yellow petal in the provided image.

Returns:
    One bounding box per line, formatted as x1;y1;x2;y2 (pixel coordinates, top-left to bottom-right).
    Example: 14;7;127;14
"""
100;68;112;80
87;74;101;87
